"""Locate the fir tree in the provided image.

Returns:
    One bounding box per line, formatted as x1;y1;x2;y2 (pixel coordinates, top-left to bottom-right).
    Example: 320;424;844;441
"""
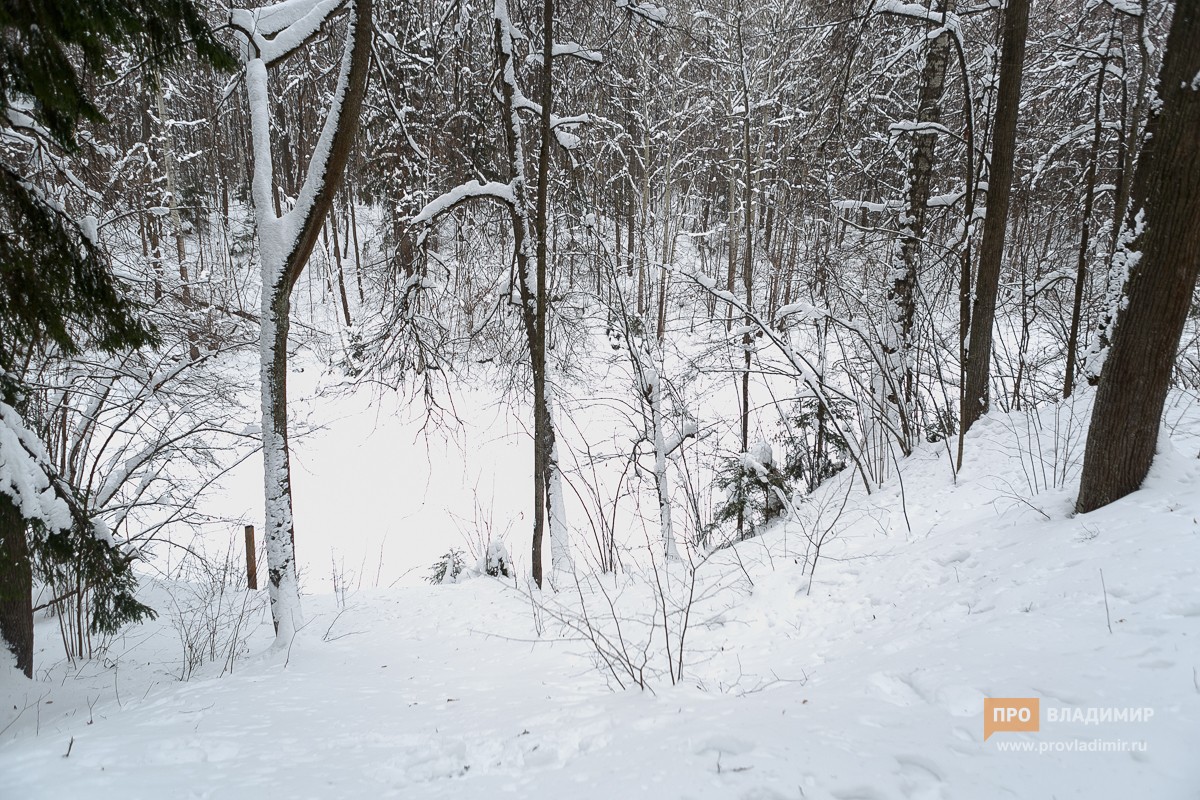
0;0;233;678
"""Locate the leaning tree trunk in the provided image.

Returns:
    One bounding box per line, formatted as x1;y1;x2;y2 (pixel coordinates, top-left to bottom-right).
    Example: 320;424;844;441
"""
1075;0;1200;514
240;0;373;642
0;495;32;678
960;0;1030;435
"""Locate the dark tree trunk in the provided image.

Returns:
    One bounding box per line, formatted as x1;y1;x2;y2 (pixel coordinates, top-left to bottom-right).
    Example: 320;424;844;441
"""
0;495;33;678
737;15;754;540
961;0;1030;434
493;2;548;587
531;0;556;588
1076;0;1200;514
329;209;353;326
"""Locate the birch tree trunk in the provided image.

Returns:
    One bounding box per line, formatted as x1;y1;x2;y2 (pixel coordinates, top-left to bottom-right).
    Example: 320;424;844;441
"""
151;74;200;358
648;362;679;561
885;0;957;446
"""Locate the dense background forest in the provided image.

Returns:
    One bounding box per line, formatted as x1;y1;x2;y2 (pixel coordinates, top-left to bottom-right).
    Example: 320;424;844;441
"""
1;0;1199;795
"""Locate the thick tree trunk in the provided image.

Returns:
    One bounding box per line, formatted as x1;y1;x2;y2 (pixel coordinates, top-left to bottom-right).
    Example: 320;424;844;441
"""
1076;0;1200;514
260;289;301;641
0;495;32;678
960;0;1030;434
242;0;373;642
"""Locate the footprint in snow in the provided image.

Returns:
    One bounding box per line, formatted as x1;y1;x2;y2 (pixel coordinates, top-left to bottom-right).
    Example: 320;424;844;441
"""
867;672;926;708
935;550;971;567
895;754;947;800
830;785;890;800
695;735;755;756
934;685;984;718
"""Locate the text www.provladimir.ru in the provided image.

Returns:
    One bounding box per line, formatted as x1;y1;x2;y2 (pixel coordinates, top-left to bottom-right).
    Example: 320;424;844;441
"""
994;738;1148;754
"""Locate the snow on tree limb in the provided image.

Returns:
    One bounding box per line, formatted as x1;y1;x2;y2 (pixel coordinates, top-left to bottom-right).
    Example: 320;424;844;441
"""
873;0;959;30
410;180;517;225
0;402;113;545
238;0;373;294
231;0;343;64
614;0;668;24
0;402;72;534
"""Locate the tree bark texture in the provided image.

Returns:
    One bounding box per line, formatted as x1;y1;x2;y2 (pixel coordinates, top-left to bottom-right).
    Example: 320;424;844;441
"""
961;0;1030;434
1076;0;1200;513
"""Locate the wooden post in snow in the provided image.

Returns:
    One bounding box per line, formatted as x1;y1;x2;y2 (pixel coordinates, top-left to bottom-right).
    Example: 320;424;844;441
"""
245;525;258;590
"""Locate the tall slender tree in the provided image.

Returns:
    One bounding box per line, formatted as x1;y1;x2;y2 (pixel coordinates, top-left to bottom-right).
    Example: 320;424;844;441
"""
960;0;1030;437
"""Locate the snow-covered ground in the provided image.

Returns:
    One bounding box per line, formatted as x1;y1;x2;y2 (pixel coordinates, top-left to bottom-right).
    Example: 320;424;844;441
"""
2;388;1198;798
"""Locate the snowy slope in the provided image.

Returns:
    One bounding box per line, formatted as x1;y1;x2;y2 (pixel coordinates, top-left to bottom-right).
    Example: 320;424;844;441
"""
2;392;1198;799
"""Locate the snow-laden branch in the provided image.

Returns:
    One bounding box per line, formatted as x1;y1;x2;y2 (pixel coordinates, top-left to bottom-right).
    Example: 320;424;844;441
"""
888;120;954;138
0;402;73;534
614;0;668;24
231;0;343;64
873;0;964;56
240;0;371;293
0;402;115;546
410;180;516;225
526;41;604;65
553;41;603;62
509;85;591;151
1100;0;1143;17
873;0;960;32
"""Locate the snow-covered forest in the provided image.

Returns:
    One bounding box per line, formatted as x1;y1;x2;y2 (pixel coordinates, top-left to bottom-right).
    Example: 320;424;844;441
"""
1;0;1198;796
